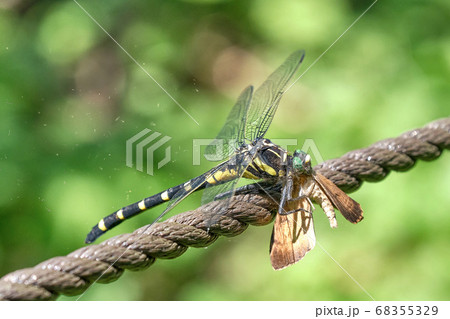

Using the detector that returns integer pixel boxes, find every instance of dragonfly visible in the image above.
[85,50,307,244]
[86,50,364,269]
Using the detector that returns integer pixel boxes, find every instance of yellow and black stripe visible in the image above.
[85,177,204,243]
[85,140,288,243]
[244,140,286,179]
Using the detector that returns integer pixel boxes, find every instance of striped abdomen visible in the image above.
[85,163,243,243]
[85,176,207,243]
[85,142,287,243]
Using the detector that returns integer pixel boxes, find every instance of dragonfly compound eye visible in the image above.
[292,155,305,172]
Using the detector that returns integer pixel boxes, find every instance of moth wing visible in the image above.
[269,198,315,270]
[314,173,363,223]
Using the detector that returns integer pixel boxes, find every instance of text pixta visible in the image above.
[315,306,359,317]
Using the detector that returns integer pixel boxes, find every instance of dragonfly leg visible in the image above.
[278,175,293,214]
[278,207,310,215]
[279,194,314,215]
[214,180,277,200]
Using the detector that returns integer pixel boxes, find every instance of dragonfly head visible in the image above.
[292,150,313,174]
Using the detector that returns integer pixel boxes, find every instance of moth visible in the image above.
[269,150,364,270]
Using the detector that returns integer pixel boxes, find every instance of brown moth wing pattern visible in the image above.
[314,173,363,224]
[270,198,315,270]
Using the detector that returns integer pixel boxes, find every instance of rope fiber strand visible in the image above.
[1,117,449,300]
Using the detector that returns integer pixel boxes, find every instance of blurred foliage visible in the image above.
[0,0,449,301]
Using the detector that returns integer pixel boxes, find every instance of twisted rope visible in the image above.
[1,118,449,300]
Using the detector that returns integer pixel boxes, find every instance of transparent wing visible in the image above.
[245,50,305,141]
[144,160,232,227]
[205,86,253,161]
[214,180,280,201]
[202,149,256,205]
[201,179,240,206]
[201,148,259,224]
[151,148,257,231]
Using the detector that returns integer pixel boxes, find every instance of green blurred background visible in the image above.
[0,0,449,301]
